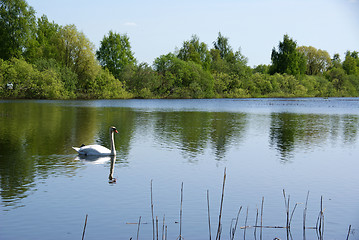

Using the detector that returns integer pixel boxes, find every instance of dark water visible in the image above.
[0,98,358,240]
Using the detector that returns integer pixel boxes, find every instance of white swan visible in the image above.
[72,126,118,156]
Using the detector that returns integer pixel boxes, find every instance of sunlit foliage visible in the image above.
[0,0,358,99]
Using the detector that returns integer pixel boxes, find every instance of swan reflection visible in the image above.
[108,156,116,184]
[75,155,111,164]
[75,155,117,183]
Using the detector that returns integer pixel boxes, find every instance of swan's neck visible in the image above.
[110,130,116,155]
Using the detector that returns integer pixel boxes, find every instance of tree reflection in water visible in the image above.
[0,100,358,209]
[270,112,358,163]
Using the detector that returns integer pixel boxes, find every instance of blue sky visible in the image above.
[27,0,359,67]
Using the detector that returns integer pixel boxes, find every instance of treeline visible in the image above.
[1,0,359,99]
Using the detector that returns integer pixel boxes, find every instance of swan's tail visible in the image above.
[72,147,80,153]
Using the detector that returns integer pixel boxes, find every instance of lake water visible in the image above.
[0,98,358,240]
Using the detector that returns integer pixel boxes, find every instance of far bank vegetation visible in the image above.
[1,0,359,99]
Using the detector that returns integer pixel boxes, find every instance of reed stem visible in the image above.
[260,197,264,240]
[244,206,249,240]
[156,216,159,240]
[162,215,165,240]
[207,189,212,240]
[179,182,184,240]
[82,214,88,240]
[289,203,299,226]
[254,207,259,239]
[216,168,226,240]
[136,216,141,240]
[151,180,155,240]
[231,206,242,240]
[303,191,309,230]
[346,225,351,240]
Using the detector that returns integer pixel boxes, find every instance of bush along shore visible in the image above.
[1,0,359,99]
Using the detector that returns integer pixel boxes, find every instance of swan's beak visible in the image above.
[115,130,119,133]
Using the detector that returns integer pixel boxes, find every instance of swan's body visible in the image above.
[72,145,113,156]
[72,126,118,156]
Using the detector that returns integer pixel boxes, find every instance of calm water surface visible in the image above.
[0,98,358,240]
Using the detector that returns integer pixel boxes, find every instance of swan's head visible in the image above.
[110,126,119,134]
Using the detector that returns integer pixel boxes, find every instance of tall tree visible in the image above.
[343,51,359,76]
[297,46,331,75]
[96,31,136,80]
[153,53,214,98]
[211,32,249,76]
[213,32,232,60]
[0,0,36,60]
[35,15,61,60]
[23,15,62,63]
[122,63,161,97]
[177,35,211,69]
[331,53,341,69]
[58,24,100,90]
[270,34,306,75]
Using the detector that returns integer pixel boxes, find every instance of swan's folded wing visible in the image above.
[73,145,111,156]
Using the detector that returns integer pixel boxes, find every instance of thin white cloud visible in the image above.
[123,22,137,27]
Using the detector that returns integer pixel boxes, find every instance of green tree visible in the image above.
[33,58,77,97]
[25,15,62,62]
[297,46,331,75]
[96,31,136,80]
[177,35,211,69]
[326,67,346,91]
[89,68,132,99]
[270,34,306,75]
[331,53,342,69]
[209,48,230,73]
[343,51,359,76]
[122,63,161,98]
[0,0,36,60]
[0,58,67,99]
[153,53,178,96]
[210,32,249,77]
[250,73,273,96]
[253,64,270,74]
[58,24,100,91]
[153,53,214,98]
[153,52,175,74]
[213,32,232,60]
